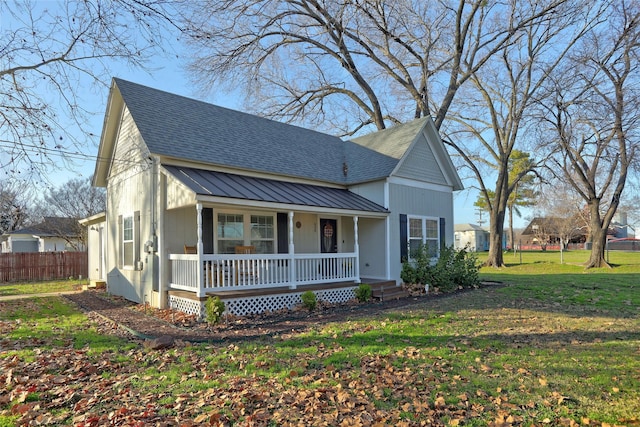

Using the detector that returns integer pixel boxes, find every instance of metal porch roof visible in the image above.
[164,166,389,214]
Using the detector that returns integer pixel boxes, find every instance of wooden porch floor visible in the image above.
[168,278,397,302]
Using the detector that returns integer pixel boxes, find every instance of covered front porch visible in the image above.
[161,166,389,316]
[164,206,373,316]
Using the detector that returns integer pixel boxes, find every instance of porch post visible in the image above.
[196,203,204,297]
[288,211,296,289]
[354,216,361,283]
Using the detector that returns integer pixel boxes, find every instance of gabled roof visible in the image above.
[95,78,462,189]
[351,117,464,190]
[454,223,487,232]
[350,118,428,159]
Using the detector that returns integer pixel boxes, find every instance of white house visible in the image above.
[1,217,84,253]
[454,223,489,252]
[85,78,463,317]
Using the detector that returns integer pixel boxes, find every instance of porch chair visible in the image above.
[184,245,197,254]
[234,245,256,284]
[234,245,255,254]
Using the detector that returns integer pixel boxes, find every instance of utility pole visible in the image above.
[476,208,486,227]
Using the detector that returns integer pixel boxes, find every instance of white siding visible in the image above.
[164,206,198,255]
[388,183,454,282]
[109,107,150,181]
[395,139,447,184]
[358,218,387,279]
[348,180,386,207]
[166,172,196,210]
[106,130,157,303]
[85,220,106,282]
[340,216,355,253]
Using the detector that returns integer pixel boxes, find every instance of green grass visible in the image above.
[477,250,640,316]
[0,279,85,296]
[0,256,638,426]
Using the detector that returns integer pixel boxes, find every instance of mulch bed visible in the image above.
[63,289,439,344]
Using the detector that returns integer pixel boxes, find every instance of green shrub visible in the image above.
[300,290,317,311]
[204,296,225,325]
[400,244,480,293]
[354,283,372,302]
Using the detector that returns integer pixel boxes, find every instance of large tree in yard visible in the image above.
[443,1,600,267]
[539,2,640,268]
[178,0,574,135]
[473,151,538,251]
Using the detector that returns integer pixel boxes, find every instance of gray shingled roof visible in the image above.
[165,166,388,213]
[114,78,400,185]
[5,217,81,237]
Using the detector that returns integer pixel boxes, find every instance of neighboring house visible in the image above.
[454,223,489,251]
[1,217,84,253]
[86,78,463,317]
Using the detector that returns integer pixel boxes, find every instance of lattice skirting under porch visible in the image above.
[168,286,358,319]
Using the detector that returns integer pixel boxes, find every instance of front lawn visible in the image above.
[0,254,638,426]
[0,279,85,297]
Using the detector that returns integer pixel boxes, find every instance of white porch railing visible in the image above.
[169,252,358,296]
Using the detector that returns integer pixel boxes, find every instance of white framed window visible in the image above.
[250,215,274,253]
[216,211,276,254]
[217,213,244,254]
[122,213,134,268]
[408,215,439,260]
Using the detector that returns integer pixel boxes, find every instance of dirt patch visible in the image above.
[64,289,463,343]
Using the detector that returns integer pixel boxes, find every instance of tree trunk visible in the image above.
[484,209,506,267]
[584,202,610,269]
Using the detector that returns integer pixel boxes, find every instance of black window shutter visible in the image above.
[399,214,408,262]
[117,215,123,268]
[277,212,288,254]
[134,211,141,264]
[439,217,446,250]
[202,208,214,254]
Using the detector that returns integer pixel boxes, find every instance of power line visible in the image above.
[0,140,148,167]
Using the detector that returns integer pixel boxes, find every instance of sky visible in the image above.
[3,1,517,229]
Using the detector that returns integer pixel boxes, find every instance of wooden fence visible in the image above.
[0,252,88,283]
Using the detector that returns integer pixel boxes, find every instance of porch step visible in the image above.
[83,280,106,291]
[370,280,410,301]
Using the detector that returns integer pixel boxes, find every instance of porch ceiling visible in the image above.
[164,165,389,215]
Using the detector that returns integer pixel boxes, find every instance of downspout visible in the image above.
[150,156,165,308]
[158,169,167,308]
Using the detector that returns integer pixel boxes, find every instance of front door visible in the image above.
[320,218,337,253]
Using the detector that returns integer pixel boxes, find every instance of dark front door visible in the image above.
[320,218,337,253]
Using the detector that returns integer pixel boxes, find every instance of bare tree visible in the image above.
[34,176,106,249]
[0,0,179,178]
[539,2,640,268]
[178,0,573,135]
[443,1,600,267]
[0,179,33,234]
